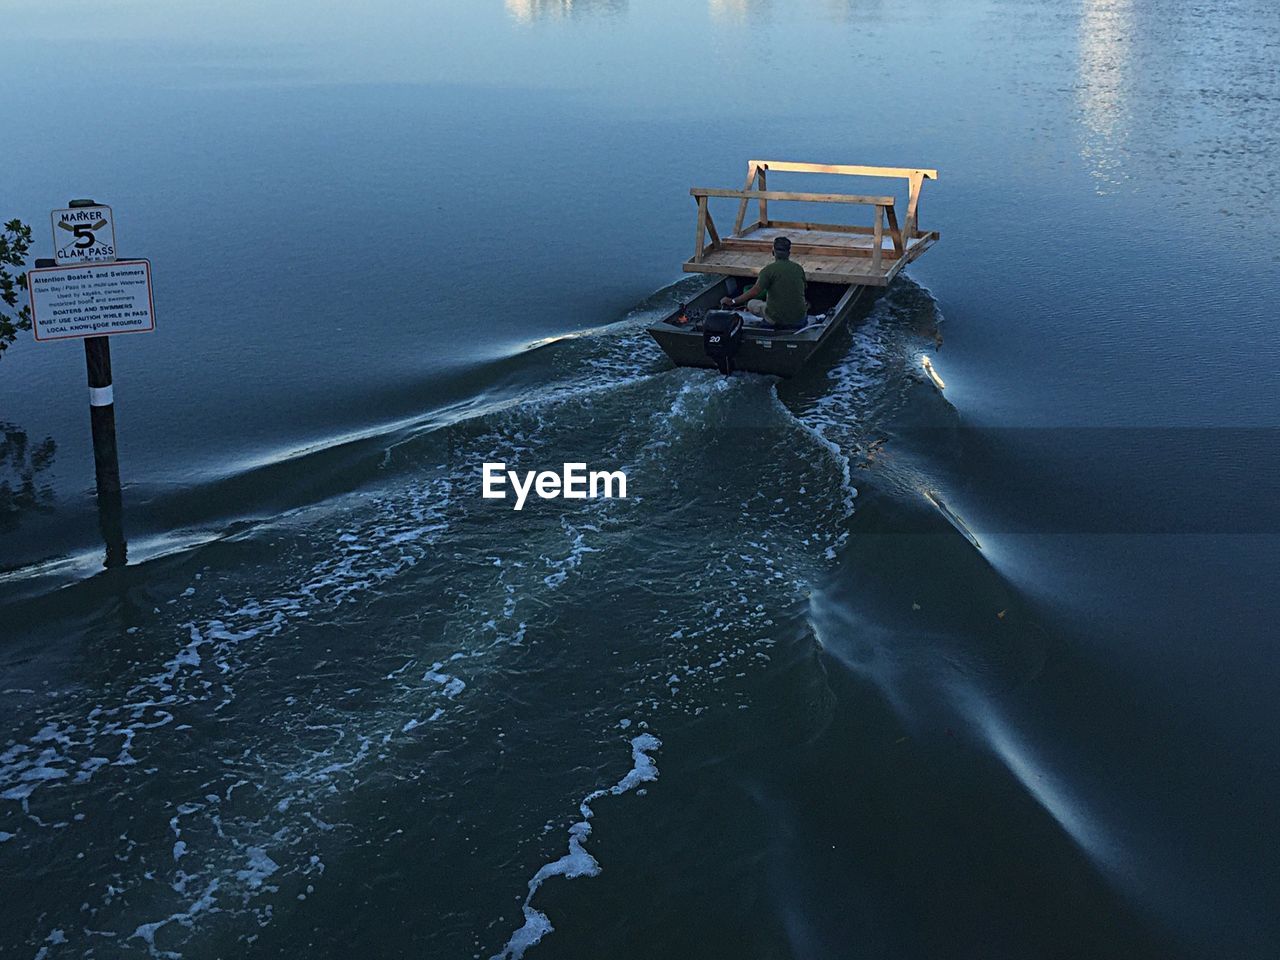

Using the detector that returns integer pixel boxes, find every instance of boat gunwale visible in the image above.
[645,275,872,377]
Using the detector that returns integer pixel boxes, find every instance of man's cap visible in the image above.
[773,236,791,253]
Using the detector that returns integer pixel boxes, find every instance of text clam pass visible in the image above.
[51,204,117,265]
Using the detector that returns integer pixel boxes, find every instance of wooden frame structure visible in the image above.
[685,160,939,286]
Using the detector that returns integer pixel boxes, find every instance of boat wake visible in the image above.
[0,276,952,959]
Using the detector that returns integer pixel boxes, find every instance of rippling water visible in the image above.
[2,2,1278,958]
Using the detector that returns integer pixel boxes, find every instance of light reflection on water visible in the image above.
[707,0,771,22]
[504,0,628,22]
[1077,0,1135,192]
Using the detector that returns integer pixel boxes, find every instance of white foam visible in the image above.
[423,664,466,698]
[235,847,280,890]
[541,520,601,589]
[491,734,662,960]
[384,659,416,679]
[130,877,220,954]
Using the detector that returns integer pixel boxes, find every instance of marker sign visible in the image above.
[27,260,156,341]
[51,205,117,264]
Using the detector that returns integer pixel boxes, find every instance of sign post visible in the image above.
[85,333,126,567]
[28,199,155,569]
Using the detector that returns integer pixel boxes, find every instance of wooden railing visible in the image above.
[689,160,938,274]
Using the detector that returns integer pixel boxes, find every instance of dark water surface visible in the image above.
[3,1,1279,957]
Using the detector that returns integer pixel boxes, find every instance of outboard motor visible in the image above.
[702,309,743,375]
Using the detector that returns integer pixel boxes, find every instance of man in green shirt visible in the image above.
[720,236,808,329]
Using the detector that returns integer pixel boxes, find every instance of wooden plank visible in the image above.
[762,223,937,245]
[732,162,758,236]
[737,225,876,241]
[752,166,762,226]
[683,260,750,276]
[900,233,937,266]
[721,234,878,252]
[719,237,900,261]
[748,225,876,243]
[871,205,884,273]
[705,207,721,247]
[875,237,928,280]
[904,171,924,241]
[766,219,878,237]
[694,194,708,263]
[748,160,938,180]
[683,253,891,287]
[692,188,897,205]
[884,203,905,257]
[884,235,937,280]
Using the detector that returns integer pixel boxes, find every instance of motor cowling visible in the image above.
[702,310,743,375]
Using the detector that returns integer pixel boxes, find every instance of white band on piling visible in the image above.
[89,385,114,407]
